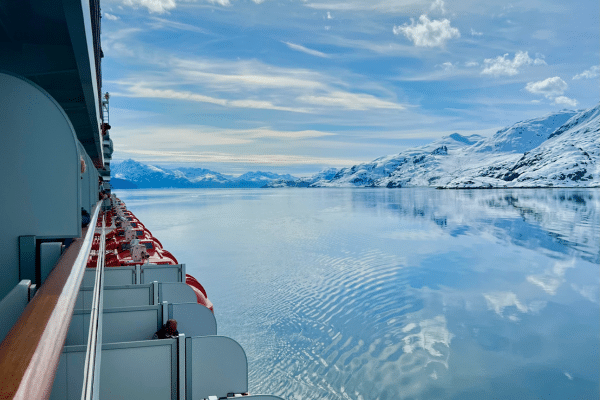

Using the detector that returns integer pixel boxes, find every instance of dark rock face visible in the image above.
[431,146,448,155]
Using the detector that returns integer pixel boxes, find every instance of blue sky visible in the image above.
[102,0,599,176]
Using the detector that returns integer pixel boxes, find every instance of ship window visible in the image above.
[137,231,143,236]
[144,243,154,250]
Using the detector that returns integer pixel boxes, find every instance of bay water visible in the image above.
[115,188,599,400]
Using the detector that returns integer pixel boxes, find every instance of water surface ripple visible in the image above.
[117,188,599,400]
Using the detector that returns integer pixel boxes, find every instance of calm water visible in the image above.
[115,188,599,400]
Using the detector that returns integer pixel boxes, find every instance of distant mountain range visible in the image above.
[110,160,297,189]
[267,103,599,188]
[112,104,599,190]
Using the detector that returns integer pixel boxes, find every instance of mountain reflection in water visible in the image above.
[116,188,599,400]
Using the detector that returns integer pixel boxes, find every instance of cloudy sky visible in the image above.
[102,0,599,176]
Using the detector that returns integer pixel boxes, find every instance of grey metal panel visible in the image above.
[102,306,162,343]
[67,306,162,345]
[78,142,91,213]
[83,267,136,287]
[65,311,87,346]
[140,265,183,284]
[52,341,177,400]
[18,235,36,284]
[169,303,217,337]
[50,347,87,400]
[159,283,197,304]
[0,72,81,300]
[78,285,153,310]
[0,280,30,343]
[75,291,84,309]
[49,352,68,400]
[40,242,63,285]
[66,347,86,400]
[89,166,99,213]
[186,336,248,399]
[99,340,177,400]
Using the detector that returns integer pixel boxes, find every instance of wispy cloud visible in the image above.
[481,51,545,76]
[429,0,446,14]
[148,17,212,34]
[573,65,599,80]
[393,15,460,47]
[470,28,482,36]
[122,0,176,13]
[104,12,119,20]
[114,148,356,166]
[526,259,575,295]
[283,41,330,58]
[117,83,312,113]
[298,91,405,110]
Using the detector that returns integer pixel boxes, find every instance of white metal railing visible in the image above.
[81,215,106,400]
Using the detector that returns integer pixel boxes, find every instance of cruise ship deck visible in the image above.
[0,1,284,399]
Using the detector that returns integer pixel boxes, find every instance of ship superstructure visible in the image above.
[0,1,283,399]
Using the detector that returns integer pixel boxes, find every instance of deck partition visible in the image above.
[168,302,217,337]
[51,339,178,400]
[77,282,197,310]
[185,336,248,399]
[66,305,163,346]
[82,264,186,288]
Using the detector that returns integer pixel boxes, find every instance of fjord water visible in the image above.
[116,188,599,400]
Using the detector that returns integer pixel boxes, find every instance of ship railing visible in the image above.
[0,201,102,399]
[81,215,106,400]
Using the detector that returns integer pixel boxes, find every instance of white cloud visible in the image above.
[481,51,546,76]
[573,65,600,80]
[470,28,482,36]
[298,91,405,110]
[525,76,568,98]
[104,12,119,20]
[118,84,312,113]
[438,61,454,71]
[402,316,453,358]
[149,17,211,34]
[114,148,356,166]
[283,41,330,58]
[393,15,460,47]
[429,0,446,14]
[526,259,575,295]
[465,61,479,67]
[484,292,528,317]
[327,11,333,19]
[207,0,231,5]
[122,0,176,13]
[553,96,578,108]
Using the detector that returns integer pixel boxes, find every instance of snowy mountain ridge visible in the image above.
[267,104,599,189]
[111,159,298,188]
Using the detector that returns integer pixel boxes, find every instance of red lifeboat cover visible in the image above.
[186,274,213,312]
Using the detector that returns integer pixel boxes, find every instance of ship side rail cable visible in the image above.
[82,215,106,400]
[0,202,102,399]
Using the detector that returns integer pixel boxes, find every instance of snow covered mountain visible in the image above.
[111,159,298,188]
[273,104,598,189]
[266,168,339,188]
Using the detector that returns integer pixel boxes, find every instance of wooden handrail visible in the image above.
[0,202,101,400]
